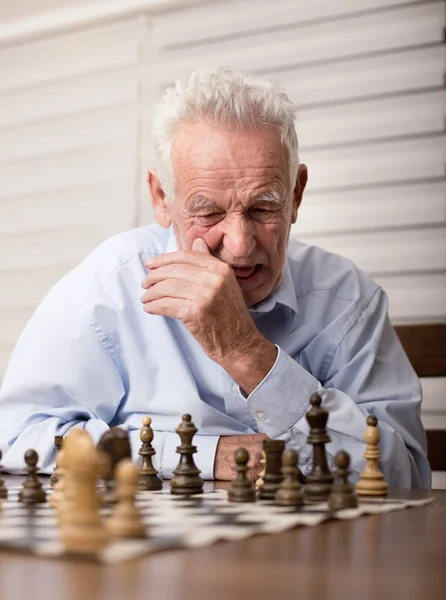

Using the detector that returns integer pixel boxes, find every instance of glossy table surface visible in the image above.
[1,475,445,600]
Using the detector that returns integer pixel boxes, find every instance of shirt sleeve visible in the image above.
[0,305,220,479]
[0,307,123,473]
[244,288,431,489]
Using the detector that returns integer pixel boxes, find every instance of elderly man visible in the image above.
[0,68,430,488]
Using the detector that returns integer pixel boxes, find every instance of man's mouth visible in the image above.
[232,265,259,279]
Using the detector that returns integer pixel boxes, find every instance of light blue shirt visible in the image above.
[0,225,430,488]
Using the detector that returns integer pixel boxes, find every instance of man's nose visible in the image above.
[222,215,256,259]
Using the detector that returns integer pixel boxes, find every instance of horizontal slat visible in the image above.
[431,471,446,489]
[154,0,435,49]
[0,19,141,93]
[420,378,446,412]
[0,181,135,237]
[0,143,136,200]
[395,324,446,377]
[296,227,446,275]
[377,274,446,322]
[422,415,446,429]
[0,66,139,130]
[298,90,446,149]
[157,46,446,108]
[0,225,124,272]
[277,46,446,108]
[155,3,445,87]
[303,136,446,191]
[295,181,446,236]
[0,105,137,165]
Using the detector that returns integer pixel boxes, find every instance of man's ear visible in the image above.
[147,169,172,228]
[291,164,308,224]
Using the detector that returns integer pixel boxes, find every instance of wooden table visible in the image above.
[1,476,445,600]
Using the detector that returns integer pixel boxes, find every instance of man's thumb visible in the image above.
[192,237,211,254]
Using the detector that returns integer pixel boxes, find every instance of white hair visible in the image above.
[151,67,299,199]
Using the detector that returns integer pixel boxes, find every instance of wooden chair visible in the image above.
[394,323,446,472]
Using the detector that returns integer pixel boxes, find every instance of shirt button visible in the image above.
[256,411,266,421]
[232,383,239,394]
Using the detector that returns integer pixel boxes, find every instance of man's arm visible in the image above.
[0,306,220,478]
[0,308,117,473]
[236,289,431,489]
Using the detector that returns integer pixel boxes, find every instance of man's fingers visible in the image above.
[192,237,211,254]
[142,264,218,289]
[142,297,190,320]
[141,279,198,303]
[145,249,216,270]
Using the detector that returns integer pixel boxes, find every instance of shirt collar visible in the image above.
[165,226,179,254]
[164,227,298,317]
[249,259,298,317]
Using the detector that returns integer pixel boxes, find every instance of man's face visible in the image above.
[150,121,307,306]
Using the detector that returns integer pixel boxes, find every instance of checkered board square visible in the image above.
[0,486,432,564]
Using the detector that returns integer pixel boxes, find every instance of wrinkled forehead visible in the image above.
[171,120,289,186]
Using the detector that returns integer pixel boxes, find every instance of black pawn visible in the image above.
[50,435,64,487]
[228,448,256,503]
[139,416,162,491]
[275,449,303,507]
[328,451,358,511]
[0,450,8,499]
[303,393,334,503]
[19,450,47,504]
[97,427,132,504]
[258,439,285,500]
[170,415,204,496]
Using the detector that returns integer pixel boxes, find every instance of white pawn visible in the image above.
[60,429,108,553]
[356,415,388,497]
[107,459,146,539]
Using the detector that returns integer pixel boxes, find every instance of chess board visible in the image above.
[0,486,432,564]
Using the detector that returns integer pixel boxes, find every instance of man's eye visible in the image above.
[251,208,277,219]
[196,213,223,224]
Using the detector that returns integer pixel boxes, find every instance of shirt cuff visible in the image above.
[161,433,220,480]
[246,346,319,438]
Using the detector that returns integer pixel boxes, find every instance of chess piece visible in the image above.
[60,429,108,553]
[303,393,334,503]
[356,415,388,497]
[138,416,162,491]
[57,430,87,523]
[275,449,303,507]
[0,450,8,499]
[258,439,285,500]
[107,459,146,538]
[18,449,47,504]
[50,448,66,509]
[328,451,358,511]
[170,414,204,496]
[97,427,132,504]
[255,450,266,489]
[50,435,64,487]
[228,448,256,503]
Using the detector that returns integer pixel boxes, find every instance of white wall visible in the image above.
[0,0,445,485]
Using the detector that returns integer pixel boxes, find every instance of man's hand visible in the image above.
[213,433,269,481]
[141,239,277,394]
